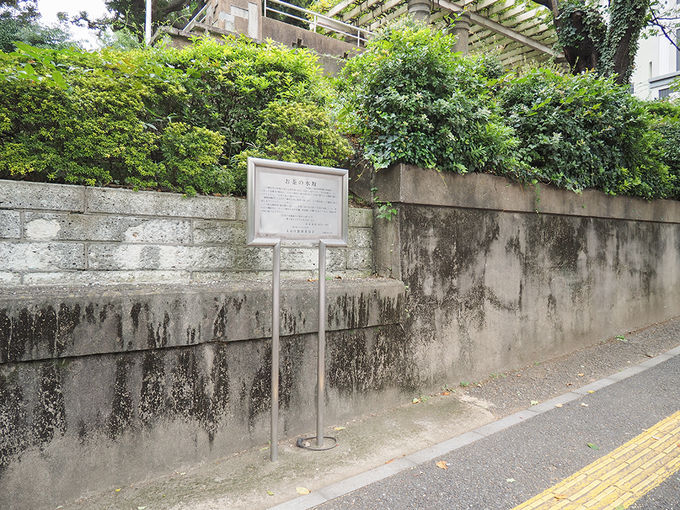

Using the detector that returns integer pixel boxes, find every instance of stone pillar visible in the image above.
[408,0,431,23]
[453,13,471,54]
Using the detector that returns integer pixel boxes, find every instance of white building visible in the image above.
[631,0,680,100]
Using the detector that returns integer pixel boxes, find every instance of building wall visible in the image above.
[631,0,680,100]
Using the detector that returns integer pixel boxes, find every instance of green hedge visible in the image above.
[2,27,678,202]
[338,22,678,201]
[336,20,524,177]
[498,68,671,199]
[0,38,351,195]
[646,100,680,199]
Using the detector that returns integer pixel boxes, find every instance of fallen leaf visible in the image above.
[114,488,121,493]
[436,460,448,470]
[587,443,600,450]
[516,374,522,377]
[587,390,595,394]
[412,398,420,404]
[554,494,568,500]
[385,458,394,464]
[581,403,589,407]
[652,436,660,441]
[566,382,573,386]
[296,487,311,495]
[577,373,585,377]
[333,426,346,431]
[530,400,539,406]
[137,507,147,510]
[441,391,450,396]
[307,278,317,282]
[267,490,274,496]
[506,478,516,483]
[555,403,563,408]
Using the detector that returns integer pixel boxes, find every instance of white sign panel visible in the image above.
[247,158,348,246]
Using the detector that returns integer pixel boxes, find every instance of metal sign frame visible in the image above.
[246,157,348,461]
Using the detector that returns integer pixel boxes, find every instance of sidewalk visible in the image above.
[67,317,680,510]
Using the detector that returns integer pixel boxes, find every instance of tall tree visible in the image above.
[0,0,73,52]
[533,0,677,84]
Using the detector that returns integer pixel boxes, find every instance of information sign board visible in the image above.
[247,158,348,246]
[245,157,349,461]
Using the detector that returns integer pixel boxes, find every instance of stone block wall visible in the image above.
[0,179,374,286]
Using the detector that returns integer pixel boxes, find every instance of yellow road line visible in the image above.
[513,410,680,510]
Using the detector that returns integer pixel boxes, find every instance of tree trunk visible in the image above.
[533,0,650,84]
[601,0,650,84]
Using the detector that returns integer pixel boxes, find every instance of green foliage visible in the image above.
[0,0,74,52]
[159,122,228,195]
[0,36,350,195]
[337,20,523,177]
[555,0,607,53]
[256,101,352,168]
[646,100,680,199]
[498,68,672,199]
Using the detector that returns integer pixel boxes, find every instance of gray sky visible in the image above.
[37,0,110,48]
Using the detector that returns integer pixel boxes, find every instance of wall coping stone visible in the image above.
[0,278,404,363]
[374,164,680,224]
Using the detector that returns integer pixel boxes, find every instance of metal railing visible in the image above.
[183,3,210,32]
[264,0,373,46]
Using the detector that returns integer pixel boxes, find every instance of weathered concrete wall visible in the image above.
[369,164,680,386]
[4,167,680,508]
[0,279,408,508]
[0,179,374,286]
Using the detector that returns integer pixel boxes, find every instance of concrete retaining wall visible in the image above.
[0,179,374,286]
[369,164,680,385]
[0,279,408,508]
[3,167,680,508]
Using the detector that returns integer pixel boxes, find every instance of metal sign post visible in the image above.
[271,241,280,461]
[316,240,326,448]
[247,158,348,462]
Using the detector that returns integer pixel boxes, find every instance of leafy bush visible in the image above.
[336,20,523,176]
[0,37,350,195]
[159,122,229,195]
[498,68,672,199]
[646,100,680,199]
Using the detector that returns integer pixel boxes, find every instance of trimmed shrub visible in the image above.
[0,37,351,195]
[336,20,524,177]
[498,68,672,199]
[646,100,680,199]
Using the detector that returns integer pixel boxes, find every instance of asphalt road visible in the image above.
[315,353,680,509]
